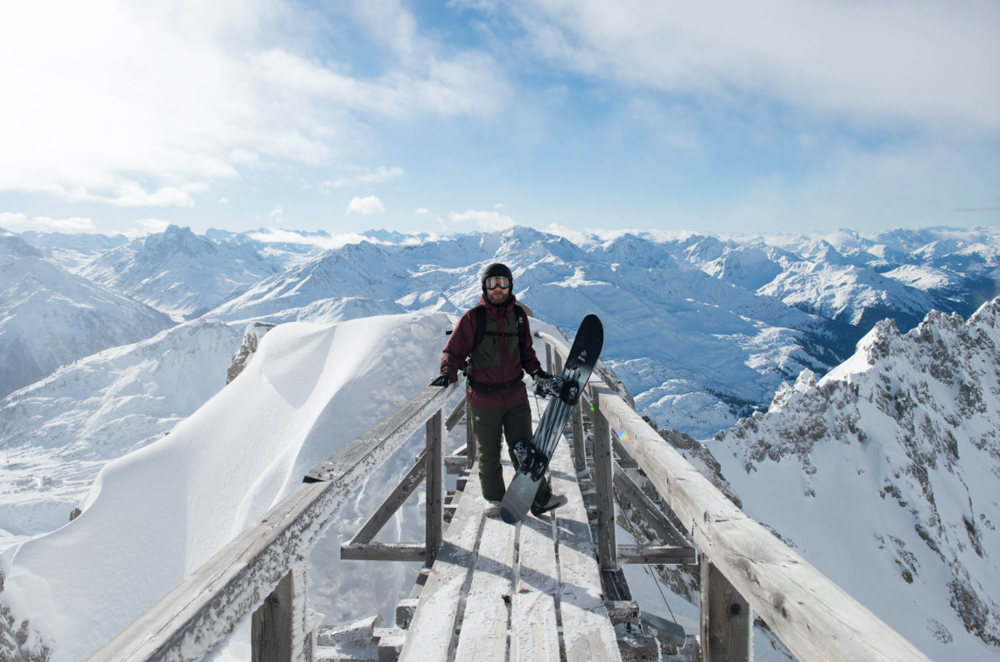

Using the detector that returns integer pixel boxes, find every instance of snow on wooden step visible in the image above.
[511,502,560,661]
[549,441,622,662]
[452,510,517,661]
[398,460,488,661]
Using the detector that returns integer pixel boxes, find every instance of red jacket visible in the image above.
[440,295,542,409]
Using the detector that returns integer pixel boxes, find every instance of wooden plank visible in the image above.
[512,512,560,662]
[88,385,455,662]
[426,410,444,566]
[612,462,689,549]
[348,450,426,546]
[399,462,488,661]
[453,511,516,661]
[591,401,617,571]
[251,570,293,662]
[617,545,696,565]
[340,543,425,562]
[445,396,467,431]
[570,401,586,473]
[549,442,622,662]
[701,559,751,662]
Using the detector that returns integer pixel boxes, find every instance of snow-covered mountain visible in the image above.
[0,234,173,399]
[712,298,1000,659]
[79,225,278,320]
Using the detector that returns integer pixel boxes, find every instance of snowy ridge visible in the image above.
[714,297,1000,659]
[80,225,277,319]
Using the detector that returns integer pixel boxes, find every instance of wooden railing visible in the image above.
[86,382,461,662]
[536,330,931,662]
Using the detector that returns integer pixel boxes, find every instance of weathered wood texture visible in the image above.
[617,545,696,565]
[340,542,425,562]
[701,559,751,662]
[426,409,444,566]
[591,399,617,571]
[466,398,477,468]
[452,505,517,661]
[88,384,457,662]
[445,396,467,431]
[549,442,622,662]
[399,460,487,661]
[537,331,931,662]
[252,570,294,662]
[612,463,690,550]
[347,450,426,546]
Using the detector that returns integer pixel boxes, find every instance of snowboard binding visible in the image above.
[534,375,564,399]
[512,441,550,481]
[559,379,580,405]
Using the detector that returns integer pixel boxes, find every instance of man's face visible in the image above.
[485,276,511,305]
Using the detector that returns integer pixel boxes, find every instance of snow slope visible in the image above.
[0,311,455,662]
[0,234,173,399]
[0,319,245,541]
[712,298,1000,660]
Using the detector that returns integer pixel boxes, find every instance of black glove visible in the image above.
[533,369,552,381]
[429,374,451,387]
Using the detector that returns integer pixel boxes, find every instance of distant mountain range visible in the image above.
[1,223,998,660]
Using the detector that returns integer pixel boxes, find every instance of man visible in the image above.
[430,263,568,517]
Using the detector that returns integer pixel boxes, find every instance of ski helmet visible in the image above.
[481,262,514,296]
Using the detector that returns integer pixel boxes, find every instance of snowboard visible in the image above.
[499,314,604,524]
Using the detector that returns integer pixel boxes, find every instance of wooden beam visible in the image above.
[617,545,696,565]
[87,384,456,662]
[445,396,467,432]
[701,559,751,662]
[349,450,426,546]
[612,462,689,549]
[340,543,426,562]
[591,397,617,571]
[251,570,293,662]
[426,409,444,566]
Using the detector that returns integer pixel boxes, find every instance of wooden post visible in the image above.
[546,343,553,373]
[252,570,294,662]
[465,398,476,468]
[554,351,563,375]
[592,397,617,570]
[571,401,586,473]
[701,558,752,662]
[426,409,444,566]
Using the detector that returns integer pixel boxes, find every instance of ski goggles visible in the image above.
[484,275,511,290]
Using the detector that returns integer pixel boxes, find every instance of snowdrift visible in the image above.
[0,311,455,662]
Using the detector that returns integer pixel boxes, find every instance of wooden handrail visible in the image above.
[87,383,458,662]
[536,331,931,662]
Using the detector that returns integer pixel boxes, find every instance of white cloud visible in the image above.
[217,197,229,204]
[124,218,172,238]
[494,203,505,209]
[247,228,374,251]
[494,0,1000,134]
[450,209,516,231]
[270,206,283,217]
[323,166,405,190]
[0,0,508,206]
[0,212,97,233]
[347,196,386,215]
[414,208,430,215]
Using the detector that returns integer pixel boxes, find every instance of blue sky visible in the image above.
[0,0,998,238]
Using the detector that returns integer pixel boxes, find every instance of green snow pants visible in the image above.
[470,400,553,506]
